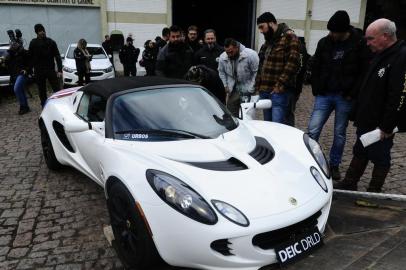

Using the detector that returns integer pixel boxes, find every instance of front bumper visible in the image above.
[142,191,332,270]
[63,70,115,85]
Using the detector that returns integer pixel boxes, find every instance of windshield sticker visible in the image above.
[122,133,149,140]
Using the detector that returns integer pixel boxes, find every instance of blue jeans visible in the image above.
[308,94,352,166]
[14,75,28,108]
[260,91,292,123]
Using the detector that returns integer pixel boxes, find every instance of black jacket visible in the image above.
[119,44,140,67]
[28,37,62,72]
[5,47,30,83]
[354,40,406,133]
[186,39,202,54]
[194,43,224,71]
[198,65,226,103]
[74,47,91,74]
[155,42,194,79]
[102,40,113,55]
[141,47,158,75]
[311,27,369,97]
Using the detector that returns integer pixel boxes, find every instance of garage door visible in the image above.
[0,5,101,54]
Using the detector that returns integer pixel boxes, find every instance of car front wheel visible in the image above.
[40,123,63,170]
[107,182,160,269]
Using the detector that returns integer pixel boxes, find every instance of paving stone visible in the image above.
[1,208,25,218]
[32,240,60,252]
[12,232,32,247]
[7,247,29,258]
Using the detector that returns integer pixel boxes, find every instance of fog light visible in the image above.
[311,166,328,192]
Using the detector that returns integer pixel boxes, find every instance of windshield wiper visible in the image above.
[115,128,210,139]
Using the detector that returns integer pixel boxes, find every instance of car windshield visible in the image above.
[112,87,238,141]
[67,46,107,59]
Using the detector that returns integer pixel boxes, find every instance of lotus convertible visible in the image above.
[38,77,333,270]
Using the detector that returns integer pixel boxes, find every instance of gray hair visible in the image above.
[379,20,397,38]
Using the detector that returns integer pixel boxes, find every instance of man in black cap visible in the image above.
[255,12,300,124]
[29,23,62,107]
[308,10,369,180]
[119,36,140,76]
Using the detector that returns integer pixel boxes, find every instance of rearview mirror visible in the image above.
[64,117,90,133]
[60,53,65,59]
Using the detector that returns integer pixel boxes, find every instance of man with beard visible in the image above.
[155,25,194,79]
[29,24,62,107]
[308,10,368,180]
[194,29,224,71]
[255,12,300,124]
[218,38,259,116]
[186,25,202,53]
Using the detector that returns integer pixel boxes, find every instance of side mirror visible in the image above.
[108,54,112,58]
[64,117,90,133]
[60,53,65,59]
[254,99,272,110]
[239,99,272,120]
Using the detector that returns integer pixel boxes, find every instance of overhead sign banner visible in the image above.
[0,0,100,7]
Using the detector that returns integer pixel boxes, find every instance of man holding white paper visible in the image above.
[335,19,406,192]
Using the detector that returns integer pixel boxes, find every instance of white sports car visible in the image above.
[39,77,332,270]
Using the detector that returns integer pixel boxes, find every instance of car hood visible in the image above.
[109,121,330,219]
[63,58,112,70]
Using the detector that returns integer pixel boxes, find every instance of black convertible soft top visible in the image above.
[79,76,196,99]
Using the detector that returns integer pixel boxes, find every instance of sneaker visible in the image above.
[331,166,341,181]
[18,106,30,115]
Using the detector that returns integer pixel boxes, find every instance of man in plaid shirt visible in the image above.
[255,12,300,123]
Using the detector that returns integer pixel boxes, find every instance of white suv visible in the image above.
[62,43,115,86]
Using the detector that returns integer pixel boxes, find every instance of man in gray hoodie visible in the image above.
[218,38,259,116]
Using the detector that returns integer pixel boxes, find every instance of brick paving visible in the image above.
[0,84,405,269]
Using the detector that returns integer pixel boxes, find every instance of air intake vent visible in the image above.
[187,157,247,171]
[52,121,74,153]
[249,137,275,165]
[210,239,234,256]
[252,211,321,250]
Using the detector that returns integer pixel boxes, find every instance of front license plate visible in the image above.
[274,227,323,266]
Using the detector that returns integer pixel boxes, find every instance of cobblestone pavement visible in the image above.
[0,85,405,270]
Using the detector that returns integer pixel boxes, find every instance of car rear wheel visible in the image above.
[107,182,160,269]
[40,123,63,170]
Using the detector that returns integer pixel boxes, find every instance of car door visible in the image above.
[70,92,107,184]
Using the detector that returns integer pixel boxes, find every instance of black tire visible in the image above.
[40,123,63,170]
[107,182,160,269]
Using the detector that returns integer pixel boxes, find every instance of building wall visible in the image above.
[106,0,170,49]
[0,2,102,54]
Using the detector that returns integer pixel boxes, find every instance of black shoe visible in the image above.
[18,106,30,115]
[331,166,341,181]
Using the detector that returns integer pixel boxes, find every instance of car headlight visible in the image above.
[62,66,75,73]
[146,170,218,225]
[104,66,113,73]
[303,134,330,178]
[212,200,249,227]
[310,167,328,192]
